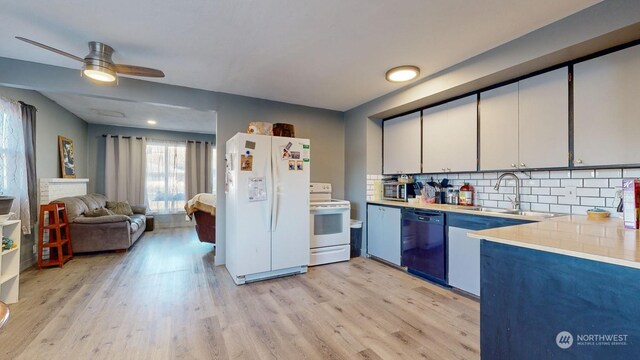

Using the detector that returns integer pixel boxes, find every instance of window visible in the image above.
[146,140,186,213]
[0,97,30,231]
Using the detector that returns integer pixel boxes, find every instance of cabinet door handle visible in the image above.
[575,159,583,164]
[441,168,445,172]
[446,168,451,172]
[520,163,526,168]
[511,163,517,168]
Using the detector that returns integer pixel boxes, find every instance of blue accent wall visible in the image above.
[481,241,640,359]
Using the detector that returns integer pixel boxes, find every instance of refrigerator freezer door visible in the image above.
[226,133,273,277]
[271,137,311,270]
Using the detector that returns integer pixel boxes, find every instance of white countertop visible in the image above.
[468,215,640,270]
[369,199,640,269]
[367,199,549,221]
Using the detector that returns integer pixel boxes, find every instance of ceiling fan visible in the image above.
[15,36,165,83]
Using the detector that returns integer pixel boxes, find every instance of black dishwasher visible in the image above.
[401,209,446,285]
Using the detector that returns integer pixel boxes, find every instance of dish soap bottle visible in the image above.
[459,182,474,206]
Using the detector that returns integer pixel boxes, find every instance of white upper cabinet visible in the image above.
[422,103,449,173]
[480,83,519,171]
[383,111,421,174]
[518,68,569,169]
[574,45,640,167]
[480,67,569,171]
[423,95,477,173]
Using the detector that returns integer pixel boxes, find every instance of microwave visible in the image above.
[383,182,419,202]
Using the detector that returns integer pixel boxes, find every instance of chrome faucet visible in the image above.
[494,172,521,210]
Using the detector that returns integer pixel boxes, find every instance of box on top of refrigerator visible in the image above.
[622,179,640,229]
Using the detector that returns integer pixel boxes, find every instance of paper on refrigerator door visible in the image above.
[302,144,310,162]
[248,177,267,202]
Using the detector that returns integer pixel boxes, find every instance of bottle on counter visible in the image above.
[459,182,474,206]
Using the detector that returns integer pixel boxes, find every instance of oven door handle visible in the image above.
[310,207,349,213]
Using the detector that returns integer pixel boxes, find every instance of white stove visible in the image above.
[309,183,351,266]
[310,199,351,207]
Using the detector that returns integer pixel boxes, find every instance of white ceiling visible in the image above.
[0,0,600,111]
[41,92,217,134]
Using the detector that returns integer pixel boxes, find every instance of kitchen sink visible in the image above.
[467,207,513,214]
[505,210,562,218]
[466,207,562,218]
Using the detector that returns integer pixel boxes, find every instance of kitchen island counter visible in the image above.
[468,215,640,269]
[469,215,640,359]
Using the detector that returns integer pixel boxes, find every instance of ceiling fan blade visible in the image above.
[15,36,84,62]
[115,64,165,78]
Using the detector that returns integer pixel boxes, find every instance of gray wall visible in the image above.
[0,86,88,270]
[216,92,345,196]
[86,123,216,194]
[0,86,88,179]
[215,92,345,263]
[0,65,345,267]
[344,0,640,251]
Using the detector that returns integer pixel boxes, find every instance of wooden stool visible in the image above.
[38,203,73,268]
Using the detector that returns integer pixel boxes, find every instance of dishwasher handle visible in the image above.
[402,209,444,224]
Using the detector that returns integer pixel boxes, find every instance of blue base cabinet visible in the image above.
[481,241,640,359]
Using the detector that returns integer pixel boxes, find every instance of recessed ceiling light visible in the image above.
[147,120,157,125]
[386,65,420,82]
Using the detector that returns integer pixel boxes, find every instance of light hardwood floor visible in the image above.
[0,228,479,360]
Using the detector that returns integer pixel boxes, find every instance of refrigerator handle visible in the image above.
[271,147,279,232]
[266,148,273,232]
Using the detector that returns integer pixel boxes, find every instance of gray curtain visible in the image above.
[104,135,147,205]
[185,141,213,199]
[19,101,37,230]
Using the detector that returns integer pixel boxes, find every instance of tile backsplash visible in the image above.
[366,175,384,201]
[367,169,637,217]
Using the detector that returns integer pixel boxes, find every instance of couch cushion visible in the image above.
[51,197,88,221]
[78,195,101,211]
[84,208,116,217]
[129,221,140,234]
[107,201,134,216]
[88,193,108,208]
[129,214,146,234]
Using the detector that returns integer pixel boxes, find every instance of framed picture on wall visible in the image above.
[58,135,76,178]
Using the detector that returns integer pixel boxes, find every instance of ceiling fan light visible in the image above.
[386,65,420,82]
[82,64,116,82]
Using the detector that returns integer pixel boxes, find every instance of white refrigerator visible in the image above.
[225,132,310,285]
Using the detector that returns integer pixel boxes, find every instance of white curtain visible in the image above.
[0,96,31,234]
[104,135,147,205]
[185,141,213,199]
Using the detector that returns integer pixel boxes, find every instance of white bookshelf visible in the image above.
[0,220,21,304]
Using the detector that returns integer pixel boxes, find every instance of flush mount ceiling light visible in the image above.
[83,64,117,83]
[385,65,420,83]
[147,120,157,125]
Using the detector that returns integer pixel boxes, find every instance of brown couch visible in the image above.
[51,193,147,253]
